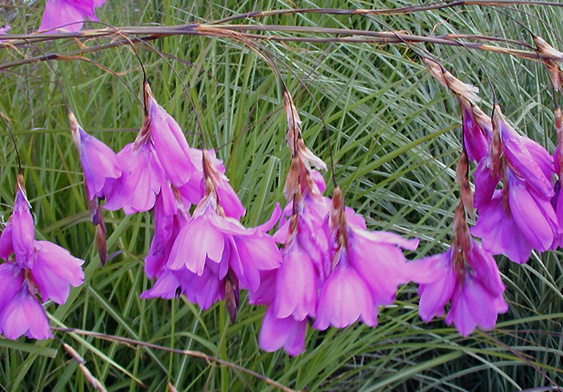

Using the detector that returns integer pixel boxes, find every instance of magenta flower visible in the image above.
[0,25,10,35]
[178,148,245,219]
[104,83,205,215]
[259,307,307,357]
[69,112,122,201]
[144,195,188,280]
[313,203,418,330]
[142,151,280,321]
[39,0,106,32]
[1,278,52,340]
[0,175,84,340]
[472,106,557,263]
[460,101,490,163]
[166,195,281,291]
[144,84,199,189]
[8,179,35,268]
[414,240,507,336]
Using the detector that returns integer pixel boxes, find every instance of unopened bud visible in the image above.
[225,273,239,324]
[95,223,107,265]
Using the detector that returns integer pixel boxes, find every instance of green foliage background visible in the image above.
[0,1,562,391]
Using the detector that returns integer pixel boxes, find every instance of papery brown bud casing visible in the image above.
[491,105,505,179]
[455,151,474,217]
[422,58,481,103]
[534,36,563,92]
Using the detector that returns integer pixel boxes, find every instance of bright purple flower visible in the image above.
[314,209,418,330]
[177,148,245,219]
[259,307,307,357]
[30,241,84,304]
[0,263,25,317]
[274,240,317,320]
[473,173,557,263]
[0,175,85,340]
[105,83,206,215]
[0,25,10,35]
[460,100,490,163]
[314,258,377,329]
[472,105,557,263]
[144,195,188,280]
[166,195,281,292]
[69,112,122,201]
[414,240,507,336]
[0,177,35,268]
[39,0,106,32]
[144,84,199,188]
[1,283,52,340]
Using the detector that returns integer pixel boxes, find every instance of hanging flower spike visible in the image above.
[0,175,84,340]
[251,164,329,356]
[39,0,106,33]
[313,187,418,330]
[472,105,557,263]
[163,151,281,322]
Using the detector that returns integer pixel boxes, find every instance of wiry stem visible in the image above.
[52,327,301,392]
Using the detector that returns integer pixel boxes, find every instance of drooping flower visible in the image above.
[472,105,557,263]
[313,188,418,330]
[459,99,490,163]
[1,277,53,340]
[142,151,280,322]
[415,239,507,336]
[69,112,122,201]
[0,175,84,340]
[39,0,106,32]
[413,197,508,336]
[259,307,307,357]
[104,83,208,216]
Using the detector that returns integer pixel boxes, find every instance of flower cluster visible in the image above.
[0,175,84,340]
[413,201,508,336]
[471,105,557,263]
[70,82,281,322]
[249,92,419,355]
[424,57,559,264]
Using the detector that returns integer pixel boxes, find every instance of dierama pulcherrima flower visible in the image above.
[413,203,507,336]
[69,112,122,201]
[143,151,280,322]
[39,0,106,32]
[314,188,418,330]
[0,175,84,339]
[104,83,202,215]
[472,105,557,263]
